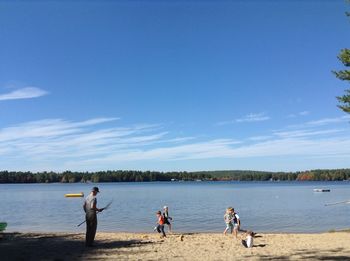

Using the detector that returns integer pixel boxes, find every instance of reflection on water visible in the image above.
[0,181,349,233]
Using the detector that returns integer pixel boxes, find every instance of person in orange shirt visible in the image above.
[155,210,166,238]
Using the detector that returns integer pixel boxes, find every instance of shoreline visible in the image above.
[5,227,350,234]
[1,231,350,260]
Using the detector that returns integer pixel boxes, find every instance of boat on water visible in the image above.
[313,189,330,192]
[64,192,84,197]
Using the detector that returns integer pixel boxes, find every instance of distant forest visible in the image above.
[0,169,350,183]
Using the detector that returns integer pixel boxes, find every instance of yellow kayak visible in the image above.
[65,192,84,197]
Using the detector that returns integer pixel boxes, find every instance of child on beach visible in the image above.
[232,208,240,239]
[163,206,173,233]
[155,211,166,238]
[223,207,234,235]
[241,230,254,248]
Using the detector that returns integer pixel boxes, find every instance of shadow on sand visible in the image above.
[256,247,350,261]
[0,232,155,261]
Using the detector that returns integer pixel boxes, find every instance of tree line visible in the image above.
[0,169,349,183]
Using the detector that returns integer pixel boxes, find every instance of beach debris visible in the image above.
[179,234,184,241]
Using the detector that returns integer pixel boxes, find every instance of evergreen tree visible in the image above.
[334,6,350,113]
[334,48,350,113]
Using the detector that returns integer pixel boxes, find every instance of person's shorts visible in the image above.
[164,219,171,225]
[233,223,239,230]
[226,223,233,231]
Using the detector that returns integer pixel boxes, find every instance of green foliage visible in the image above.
[337,89,350,113]
[334,42,350,112]
[338,48,350,67]
[0,169,349,183]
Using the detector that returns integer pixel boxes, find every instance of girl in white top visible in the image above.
[246,231,254,248]
[242,230,254,248]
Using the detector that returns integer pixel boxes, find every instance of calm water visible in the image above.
[0,182,349,233]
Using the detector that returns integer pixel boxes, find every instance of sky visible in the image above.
[1,0,350,172]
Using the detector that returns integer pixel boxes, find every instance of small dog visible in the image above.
[241,230,254,248]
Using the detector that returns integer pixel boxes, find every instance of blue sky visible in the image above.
[1,0,350,172]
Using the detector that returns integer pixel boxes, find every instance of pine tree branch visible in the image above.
[333,70,350,81]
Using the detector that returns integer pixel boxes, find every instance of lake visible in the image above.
[0,181,349,233]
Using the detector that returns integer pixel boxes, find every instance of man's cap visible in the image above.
[92,187,100,193]
[163,206,168,209]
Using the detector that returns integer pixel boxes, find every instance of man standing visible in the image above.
[83,187,103,247]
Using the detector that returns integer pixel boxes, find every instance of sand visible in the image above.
[1,231,350,260]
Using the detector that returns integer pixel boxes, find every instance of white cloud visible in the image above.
[232,137,350,158]
[66,133,350,170]
[0,87,48,101]
[216,120,235,126]
[236,113,270,123]
[248,135,273,141]
[217,112,270,125]
[299,111,309,116]
[273,129,344,139]
[285,115,350,130]
[0,117,118,142]
[307,115,350,126]
[288,111,310,118]
[1,116,350,171]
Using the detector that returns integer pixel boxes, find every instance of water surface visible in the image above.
[0,181,349,233]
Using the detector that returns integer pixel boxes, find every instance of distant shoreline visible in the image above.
[1,168,350,183]
[1,180,350,185]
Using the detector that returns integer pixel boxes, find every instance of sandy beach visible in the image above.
[1,231,350,260]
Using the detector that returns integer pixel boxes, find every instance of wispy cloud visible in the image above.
[0,118,194,169]
[0,87,48,101]
[216,120,235,126]
[285,115,350,130]
[217,112,270,125]
[236,113,270,123]
[1,115,350,171]
[307,115,350,126]
[0,117,119,142]
[288,111,310,118]
[299,111,309,116]
[248,135,273,141]
[273,129,344,139]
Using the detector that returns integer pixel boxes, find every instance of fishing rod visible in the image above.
[325,200,350,206]
[77,200,113,227]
